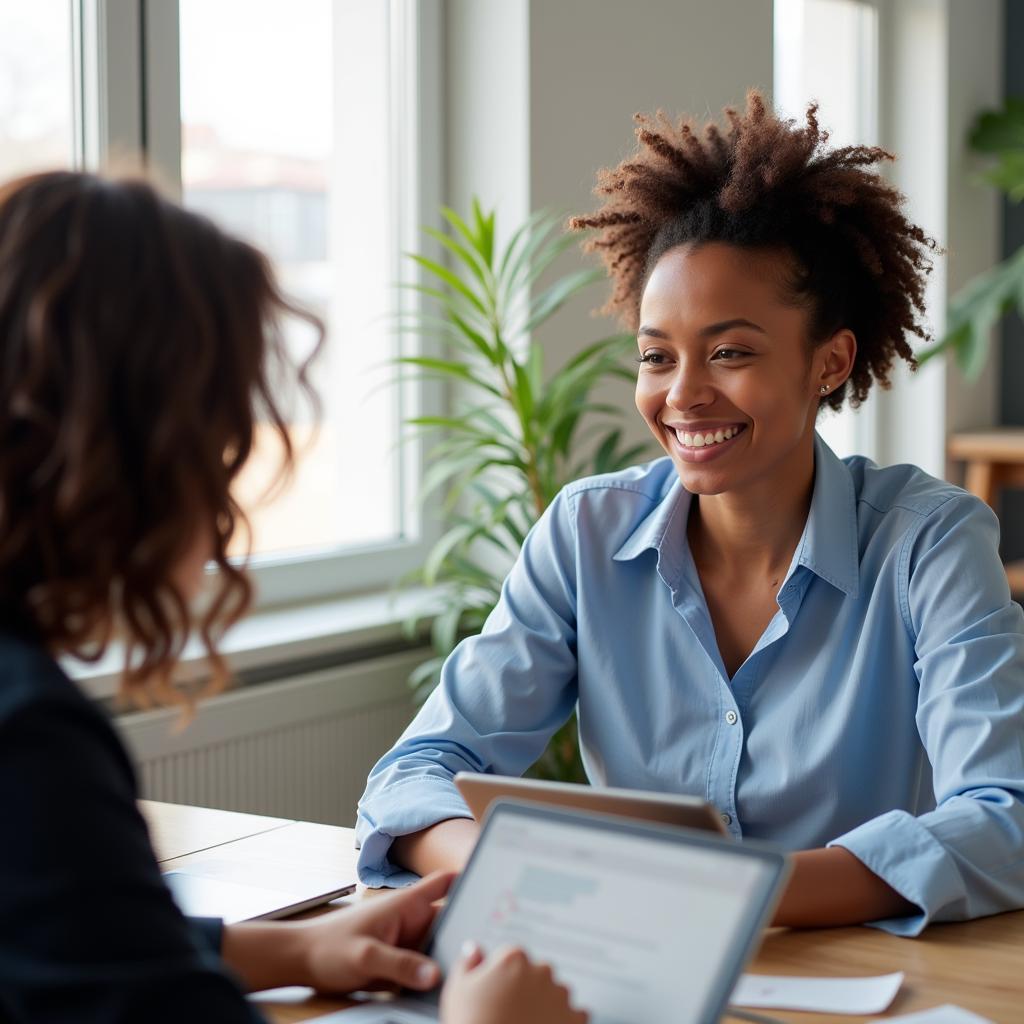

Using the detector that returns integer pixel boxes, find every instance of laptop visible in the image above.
[455,772,729,835]
[163,864,354,924]
[315,800,789,1024]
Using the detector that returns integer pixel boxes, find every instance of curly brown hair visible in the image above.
[569,90,938,410]
[0,171,322,704]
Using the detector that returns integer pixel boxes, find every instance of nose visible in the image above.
[665,362,714,411]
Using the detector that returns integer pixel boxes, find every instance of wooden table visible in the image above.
[142,801,1024,1024]
[948,427,1024,595]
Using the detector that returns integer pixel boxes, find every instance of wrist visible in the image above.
[391,818,478,877]
[221,920,314,992]
[773,847,916,928]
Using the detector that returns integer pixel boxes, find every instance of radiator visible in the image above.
[115,649,423,827]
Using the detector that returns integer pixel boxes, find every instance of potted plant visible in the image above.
[396,200,651,782]
[919,97,1024,373]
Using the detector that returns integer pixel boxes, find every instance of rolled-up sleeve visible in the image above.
[355,489,581,886]
[829,494,1024,936]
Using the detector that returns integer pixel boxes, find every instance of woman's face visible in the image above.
[635,242,842,499]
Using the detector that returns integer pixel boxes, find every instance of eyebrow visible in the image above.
[637,318,767,340]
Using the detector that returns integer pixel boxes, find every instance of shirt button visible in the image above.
[725,709,738,725]
[720,812,733,826]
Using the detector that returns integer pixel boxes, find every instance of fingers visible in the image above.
[456,940,485,973]
[359,939,441,991]
[402,870,456,905]
[444,937,483,987]
[386,871,457,946]
[488,944,531,971]
[482,946,589,1021]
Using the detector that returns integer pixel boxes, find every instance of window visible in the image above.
[0,1,77,179]
[171,0,441,604]
[774,0,880,462]
[179,0,401,561]
[1,0,443,606]
[169,0,440,603]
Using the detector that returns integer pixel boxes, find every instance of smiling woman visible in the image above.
[630,242,860,684]
[634,245,854,488]
[355,92,1024,940]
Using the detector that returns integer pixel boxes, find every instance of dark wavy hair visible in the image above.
[0,171,322,703]
[569,91,938,410]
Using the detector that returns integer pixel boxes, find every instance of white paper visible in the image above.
[248,986,315,1004]
[731,971,904,1014]
[885,1006,994,1024]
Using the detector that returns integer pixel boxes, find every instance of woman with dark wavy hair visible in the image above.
[0,171,585,1024]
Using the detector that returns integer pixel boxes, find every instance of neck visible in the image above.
[688,434,816,580]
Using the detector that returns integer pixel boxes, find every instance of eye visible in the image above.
[636,351,670,366]
[712,348,750,361]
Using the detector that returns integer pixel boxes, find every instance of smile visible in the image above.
[673,425,742,449]
[664,423,747,462]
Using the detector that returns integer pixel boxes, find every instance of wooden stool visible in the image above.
[947,428,1024,596]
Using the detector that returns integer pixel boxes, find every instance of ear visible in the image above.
[814,329,856,398]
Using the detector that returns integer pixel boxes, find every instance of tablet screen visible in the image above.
[428,809,779,1024]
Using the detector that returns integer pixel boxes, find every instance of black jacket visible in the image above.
[0,631,264,1022]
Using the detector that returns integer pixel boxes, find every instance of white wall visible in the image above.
[872,0,1003,477]
[442,0,1003,471]
[941,0,1003,437]
[529,0,774,448]
[445,0,774,448]
[444,0,530,245]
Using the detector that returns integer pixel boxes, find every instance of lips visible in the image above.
[664,422,747,462]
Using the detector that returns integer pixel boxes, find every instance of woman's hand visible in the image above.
[439,942,588,1024]
[222,871,454,994]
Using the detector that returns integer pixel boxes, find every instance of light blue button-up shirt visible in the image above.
[356,436,1024,935]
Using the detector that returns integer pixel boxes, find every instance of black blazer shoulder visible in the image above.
[0,630,263,1023]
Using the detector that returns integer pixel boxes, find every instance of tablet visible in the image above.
[454,772,729,835]
[329,801,789,1024]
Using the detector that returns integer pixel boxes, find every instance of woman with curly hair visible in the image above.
[0,171,585,1024]
[357,92,1024,935]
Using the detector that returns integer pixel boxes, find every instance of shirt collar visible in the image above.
[611,434,860,598]
[611,475,692,566]
[795,433,860,597]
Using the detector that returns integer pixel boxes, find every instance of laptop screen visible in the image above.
[428,803,785,1024]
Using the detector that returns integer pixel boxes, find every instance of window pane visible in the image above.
[0,0,76,179]
[180,0,401,560]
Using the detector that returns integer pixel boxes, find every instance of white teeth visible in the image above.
[673,426,741,449]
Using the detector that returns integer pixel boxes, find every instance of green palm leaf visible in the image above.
[394,199,656,775]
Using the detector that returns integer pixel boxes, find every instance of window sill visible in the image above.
[69,586,443,702]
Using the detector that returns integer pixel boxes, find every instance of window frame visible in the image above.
[78,0,446,607]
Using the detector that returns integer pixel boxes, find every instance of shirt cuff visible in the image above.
[355,777,474,888]
[188,916,225,953]
[827,808,964,937]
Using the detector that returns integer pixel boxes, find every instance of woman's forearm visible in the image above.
[773,846,917,928]
[221,920,309,992]
[390,818,480,878]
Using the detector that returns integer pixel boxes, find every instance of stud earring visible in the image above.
[820,385,829,394]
